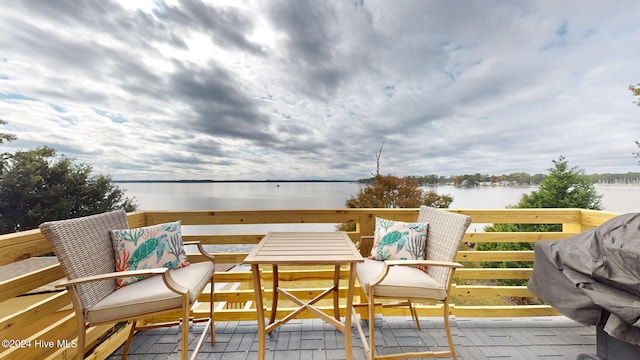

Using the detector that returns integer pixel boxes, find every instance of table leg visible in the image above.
[251,264,266,360]
[344,263,357,360]
[270,264,279,325]
[333,265,340,321]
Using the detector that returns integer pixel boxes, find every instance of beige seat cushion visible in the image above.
[356,258,447,300]
[87,262,213,324]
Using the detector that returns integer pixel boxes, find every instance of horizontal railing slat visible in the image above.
[0,264,65,303]
[463,232,576,243]
[456,250,534,262]
[0,230,52,266]
[0,291,70,340]
[455,268,532,279]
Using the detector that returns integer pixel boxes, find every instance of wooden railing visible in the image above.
[0,208,620,359]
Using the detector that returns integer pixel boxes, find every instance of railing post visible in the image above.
[562,209,589,233]
[562,222,585,233]
[355,210,374,321]
[360,210,375,237]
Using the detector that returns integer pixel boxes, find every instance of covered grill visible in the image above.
[528,212,640,360]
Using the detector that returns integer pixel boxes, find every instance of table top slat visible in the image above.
[244,231,363,265]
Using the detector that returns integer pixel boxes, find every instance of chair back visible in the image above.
[40,210,129,311]
[417,206,471,285]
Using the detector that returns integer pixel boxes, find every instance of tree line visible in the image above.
[358,171,640,187]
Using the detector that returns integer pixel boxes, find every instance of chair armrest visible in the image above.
[57,267,191,295]
[357,236,374,257]
[184,240,216,263]
[384,260,463,269]
[55,268,168,288]
[371,260,463,287]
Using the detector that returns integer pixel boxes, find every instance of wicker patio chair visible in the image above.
[354,205,471,360]
[40,210,215,360]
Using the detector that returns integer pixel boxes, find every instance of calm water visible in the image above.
[119,182,639,213]
[120,182,364,234]
[119,182,361,210]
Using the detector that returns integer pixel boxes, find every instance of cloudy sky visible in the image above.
[1,1,640,181]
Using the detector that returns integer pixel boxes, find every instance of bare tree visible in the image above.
[630,84,640,162]
[375,140,384,176]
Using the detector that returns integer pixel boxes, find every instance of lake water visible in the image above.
[119,182,640,213]
[118,182,640,235]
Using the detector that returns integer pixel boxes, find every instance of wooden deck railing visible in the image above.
[0,208,620,359]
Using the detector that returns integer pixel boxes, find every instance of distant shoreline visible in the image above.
[113,179,356,183]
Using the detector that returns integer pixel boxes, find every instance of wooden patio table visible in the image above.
[244,231,364,360]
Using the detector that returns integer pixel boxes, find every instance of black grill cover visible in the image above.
[528,212,640,345]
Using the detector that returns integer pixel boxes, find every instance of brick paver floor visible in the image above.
[108,316,598,360]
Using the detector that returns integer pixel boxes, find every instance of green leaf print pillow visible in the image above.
[110,221,190,288]
[370,217,428,262]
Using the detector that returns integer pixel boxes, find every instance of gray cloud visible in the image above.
[169,60,274,142]
[1,0,640,180]
[158,0,265,55]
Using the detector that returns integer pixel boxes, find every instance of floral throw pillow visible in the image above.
[110,221,190,288]
[370,217,428,264]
